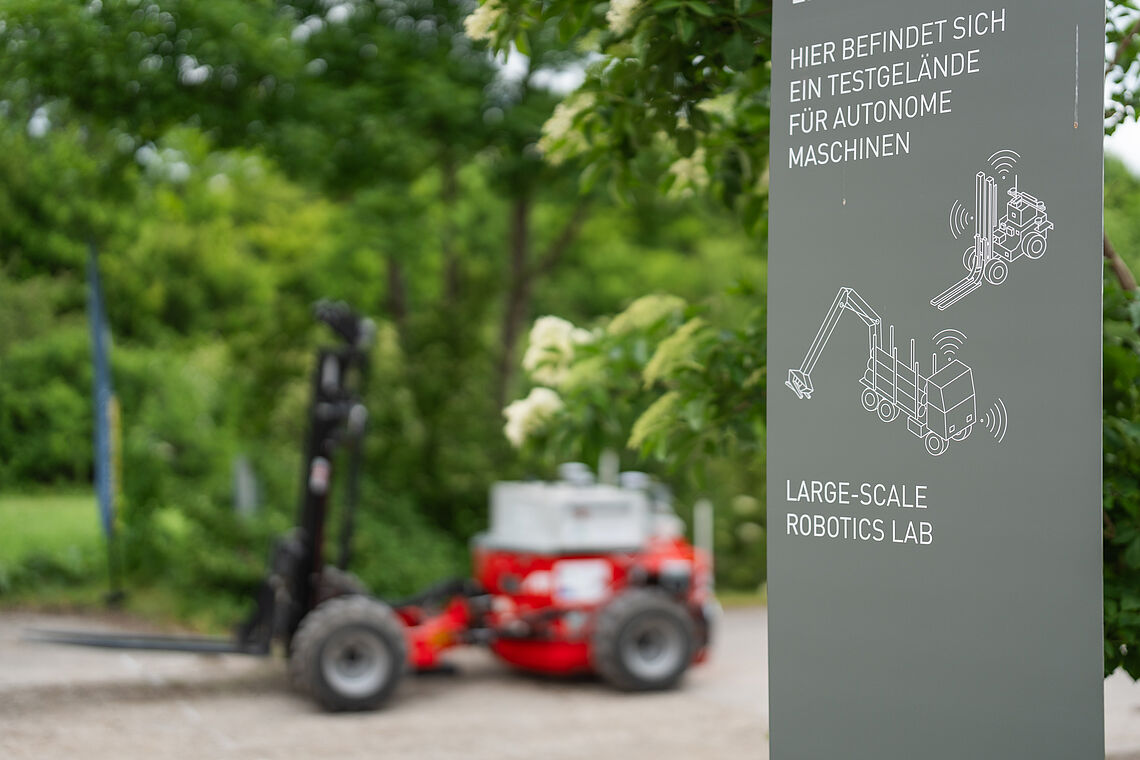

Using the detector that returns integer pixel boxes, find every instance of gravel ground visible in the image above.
[0,607,767,760]
[1,606,1137,759]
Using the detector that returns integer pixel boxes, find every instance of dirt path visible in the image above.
[0,607,768,760]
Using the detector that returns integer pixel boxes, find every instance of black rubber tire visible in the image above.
[285,567,371,692]
[317,566,370,602]
[289,596,406,712]
[591,589,696,692]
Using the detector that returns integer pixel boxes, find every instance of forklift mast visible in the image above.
[291,303,373,623]
[237,302,375,648]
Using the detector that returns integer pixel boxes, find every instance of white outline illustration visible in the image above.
[981,398,1009,443]
[933,329,967,359]
[987,149,1021,178]
[931,151,1054,312]
[786,288,988,457]
[948,199,973,240]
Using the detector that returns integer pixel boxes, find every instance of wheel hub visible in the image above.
[621,616,684,681]
[321,627,390,699]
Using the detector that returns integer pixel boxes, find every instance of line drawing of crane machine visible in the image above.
[931,170,1053,311]
[786,287,978,457]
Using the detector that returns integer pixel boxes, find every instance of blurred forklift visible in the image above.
[33,302,717,711]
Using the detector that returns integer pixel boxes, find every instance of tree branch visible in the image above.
[1105,233,1138,292]
[1110,16,1140,73]
[536,200,590,276]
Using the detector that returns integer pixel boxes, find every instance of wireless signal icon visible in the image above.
[981,398,1009,443]
[987,149,1021,179]
[948,200,973,239]
[933,329,967,359]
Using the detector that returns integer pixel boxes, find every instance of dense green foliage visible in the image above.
[1103,158,1140,678]
[468,0,772,229]
[1104,279,1140,678]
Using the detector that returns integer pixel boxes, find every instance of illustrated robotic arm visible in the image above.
[786,287,882,400]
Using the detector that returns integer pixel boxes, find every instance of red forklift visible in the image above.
[34,303,716,711]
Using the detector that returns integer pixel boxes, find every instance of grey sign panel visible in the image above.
[767,2,1104,757]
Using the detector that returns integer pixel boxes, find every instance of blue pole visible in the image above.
[87,242,122,600]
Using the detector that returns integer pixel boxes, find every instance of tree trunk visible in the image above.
[385,255,409,336]
[1104,233,1138,292]
[440,153,462,303]
[493,197,592,408]
[496,195,532,408]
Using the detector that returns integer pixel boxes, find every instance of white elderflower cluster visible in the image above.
[522,316,592,387]
[503,387,564,448]
[606,0,641,34]
[667,148,710,198]
[607,294,687,336]
[537,93,594,162]
[463,0,502,41]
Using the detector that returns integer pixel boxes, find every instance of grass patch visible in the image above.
[0,490,107,601]
[0,491,253,633]
[0,491,101,565]
[717,584,767,608]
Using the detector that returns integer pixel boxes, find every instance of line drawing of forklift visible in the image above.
[931,164,1054,312]
[786,287,979,457]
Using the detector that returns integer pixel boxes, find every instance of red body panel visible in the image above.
[397,536,714,676]
[490,639,591,675]
[399,597,472,670]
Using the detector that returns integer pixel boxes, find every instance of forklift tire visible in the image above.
[289,596,406,712]
[285,567,371,691]
[984,259,1009,286]
[317,566,370,603]
[860,389,878,413]
[592,589,696,692]
[1022,232,1047,260]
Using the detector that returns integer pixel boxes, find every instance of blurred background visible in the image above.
[0,0,1135,691]
[0,0,770,631]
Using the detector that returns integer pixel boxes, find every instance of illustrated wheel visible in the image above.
[951,425,972,442]
[924,433,949,457]
[289,596,406,712]
[861,389,879,412]
[592,588,696,692]
[983,259,1009,286]
[877,400,899,423]
[1022,232,1047,260]
[962,246,978,271]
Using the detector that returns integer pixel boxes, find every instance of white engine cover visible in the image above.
[479,481,653,554]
